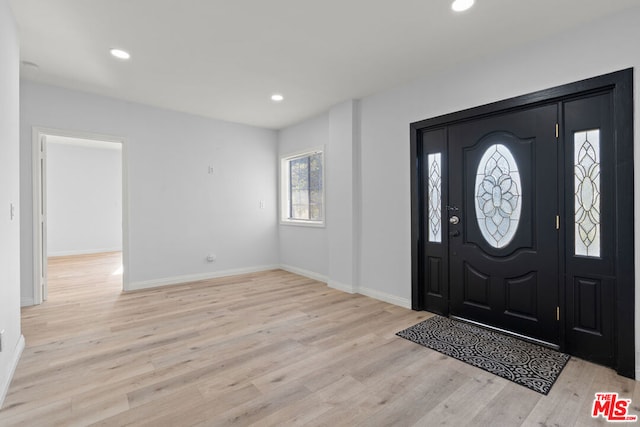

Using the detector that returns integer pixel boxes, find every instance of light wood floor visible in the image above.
[0,252,637,426]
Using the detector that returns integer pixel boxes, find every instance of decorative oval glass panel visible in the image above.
[474,144,522,248]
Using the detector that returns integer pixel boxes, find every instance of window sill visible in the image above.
[279,220,326,228]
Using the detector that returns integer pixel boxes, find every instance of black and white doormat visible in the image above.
[396,315,570,395]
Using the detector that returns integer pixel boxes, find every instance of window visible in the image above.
[427,152,442,243]
[574,129,601,257]
[474,143,522,248]
[280,148,325,226]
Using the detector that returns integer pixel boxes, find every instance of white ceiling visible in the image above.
[10,0,640,130]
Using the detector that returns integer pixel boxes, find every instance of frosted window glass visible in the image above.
[474,144,521,248]
[574,129,600,257]
[427,153,442,243]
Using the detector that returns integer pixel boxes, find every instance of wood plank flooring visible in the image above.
[0,252,637,426]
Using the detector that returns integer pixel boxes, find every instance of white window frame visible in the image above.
[279,147,325,227]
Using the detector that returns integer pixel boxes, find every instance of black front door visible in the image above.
[411,69,634,377]
[448,105,560,344]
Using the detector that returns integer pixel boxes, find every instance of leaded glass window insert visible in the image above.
[427,153,442,243]
[474,144,522,248]
[574,129,601,257]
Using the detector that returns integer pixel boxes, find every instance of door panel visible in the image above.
[448,105,559,344]
[563,92,615,365]
[418,128,449,315]
[412,69,634,376]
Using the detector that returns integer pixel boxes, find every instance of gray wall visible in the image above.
[276,6,640,373]
[0,0,23,407]
[277,113,330,280]
[358,5,640,307]
[13,2,640,384]
[47,140,122,256]
[20,81,279,301]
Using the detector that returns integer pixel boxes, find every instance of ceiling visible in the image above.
[9,0,639,130]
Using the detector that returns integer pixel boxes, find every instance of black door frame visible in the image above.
[409,68,634,378]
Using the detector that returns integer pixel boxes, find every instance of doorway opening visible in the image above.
[32,128,129,304]
[410,69,634,378]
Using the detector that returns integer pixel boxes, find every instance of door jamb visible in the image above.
[31,127,131,304]
[410,68,634,377]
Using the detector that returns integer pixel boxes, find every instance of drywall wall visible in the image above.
[274,4,640,371]
[20,81,279,300]
[277,100,362,294]
[0,0,25,408]
[46,140,122,256]
[326,101,359,293]
[358,4,640,304]
[278,112,329,280]
[356,7,640,372]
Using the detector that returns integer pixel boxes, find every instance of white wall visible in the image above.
[47,140,122,256]
[326,101,359,293]
[13,3,640,385]
[276,6,640,372]
[278,100,412,307]
[278,113,329,280]
[357,7,640,372]
[20,81,279,300]
[0,0,25,408]
[358,5,640,304]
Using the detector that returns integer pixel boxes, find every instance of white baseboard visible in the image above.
[358,286,412,309]
[0,335,25,409]
[48,247,122,257]
[279,265,328,283]
[278,266,409,309]
[128,263,409,310]
[128,265,280,291]
[328,279,356,294]
[20,297,35,307]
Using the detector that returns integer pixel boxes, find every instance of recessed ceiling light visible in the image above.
[110,48,131,60]
[271,94,284,102]
[452,0,474,12]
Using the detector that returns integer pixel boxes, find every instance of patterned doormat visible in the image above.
[396,315,570,395]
